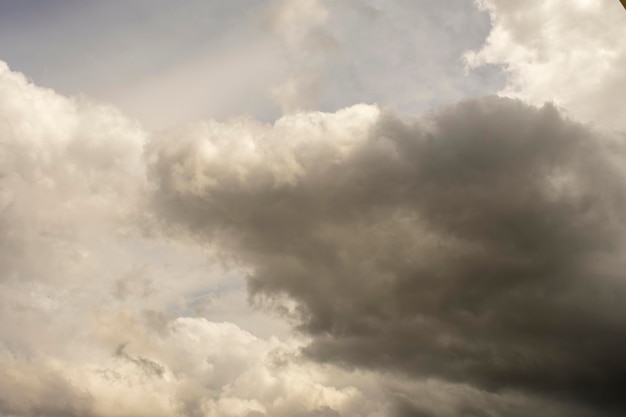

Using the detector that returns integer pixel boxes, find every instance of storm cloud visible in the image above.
[148,96,626,415]
[2,0,626,415]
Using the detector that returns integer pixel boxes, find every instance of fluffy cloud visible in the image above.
[3,1,626,412]
[0,60,145,280]
[4,58,608,416]
[466,0,626,130]
[0,60,152,362]
[0,315,395,417]
[0,62,398,417]
[148,96,626,416]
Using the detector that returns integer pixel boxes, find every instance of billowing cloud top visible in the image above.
[467,0,626,130]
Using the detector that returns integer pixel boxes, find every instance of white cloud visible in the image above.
[0,60,145,263]
[466,0,626,130]
[0,315,394,417]
[0,60,391,417]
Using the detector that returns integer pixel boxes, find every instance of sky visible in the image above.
[1,1,626,417]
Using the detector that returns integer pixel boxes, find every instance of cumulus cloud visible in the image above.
[3,1,626,412]
[466,0,626,130]
[1,57,550,417]
[0,315,395,417]
[0,62,403,417]
[0,60,146,278]
[148,96,626,416]
[0,60,153,363]
[90,317,398,417]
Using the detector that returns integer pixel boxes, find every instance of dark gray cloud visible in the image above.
[148,96,626,416]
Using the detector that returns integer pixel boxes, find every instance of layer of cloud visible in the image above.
[466,0,626,130]
[0,59,145,283]
[149,96,626,416]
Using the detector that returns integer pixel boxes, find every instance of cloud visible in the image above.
[465,0,626,130]
[2,1,626,410]
[0,60,145,286]
[0,60,431,417]
[148,96,626,415]
[0,314,398,417]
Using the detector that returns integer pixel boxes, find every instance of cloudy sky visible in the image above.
[1,1,625,416]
